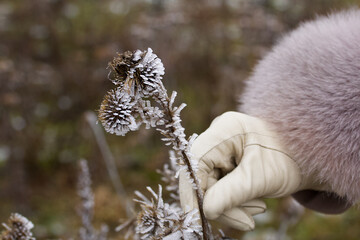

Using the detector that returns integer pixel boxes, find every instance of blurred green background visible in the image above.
[1,0,360,239]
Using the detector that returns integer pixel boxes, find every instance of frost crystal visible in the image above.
[98,88,138,136]
[108,48,165,97]
[158,91,188,152]
[157,151,180,200]
[1,213,35,240]
[136,99,165,129]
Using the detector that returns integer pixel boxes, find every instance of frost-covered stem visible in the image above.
[77,159,109,240]
[77,159,96,240]
[156,89,213,240]
[180,151,212,240]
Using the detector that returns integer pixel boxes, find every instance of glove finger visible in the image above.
[203,168,220,189]
[241,199,267,215]
[212,200,266,231]
[217,207,255,231]
[196,135,242,174]
[203,149,301,220]
[190,112,248,189]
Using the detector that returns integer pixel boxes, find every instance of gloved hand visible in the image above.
[179,111,331,231]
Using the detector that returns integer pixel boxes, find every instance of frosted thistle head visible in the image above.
[1,213,35,240]
[108,48,165,97]
[98,88,138,136]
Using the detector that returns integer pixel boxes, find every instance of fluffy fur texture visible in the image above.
[239,9,360,204]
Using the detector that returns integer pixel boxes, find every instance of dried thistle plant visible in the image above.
[134,185,202,240]
[107,49,165,97]
[77,159,108,240]
[98,48,213,239]
[1,213,35,240]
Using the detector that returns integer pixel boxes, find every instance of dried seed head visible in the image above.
[98,88,138,136]
[1,213,35,240]
[108,48,165,96]
[134,186,176,239]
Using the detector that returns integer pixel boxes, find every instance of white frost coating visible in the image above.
[134,185,202,239]
[133,50,142,61]
[157,150,181,200]
[2,213,35,240]
[136,99,164,130]
[169,91,177,107]
[129,48,165,97]
[163,209,202,240]
[134,185,177,239]
[99,88,139,136]
[13,213,34,230]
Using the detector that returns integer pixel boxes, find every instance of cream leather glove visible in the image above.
[179,111,329,231]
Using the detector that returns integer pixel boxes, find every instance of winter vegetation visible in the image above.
[2,0,360,239]
[1,213,35,240]
[98,48,212,239]
[0,47,304,239]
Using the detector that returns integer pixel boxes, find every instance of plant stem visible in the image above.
[157,91,213,240]
[181,151,213,240]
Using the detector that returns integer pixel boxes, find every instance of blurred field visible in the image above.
[1,0,360,239]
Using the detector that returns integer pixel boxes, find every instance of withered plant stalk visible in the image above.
[158,95,213,240]
[98,48,213,239]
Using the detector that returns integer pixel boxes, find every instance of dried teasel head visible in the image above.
[98,88,139,136]
[108,48,165,97]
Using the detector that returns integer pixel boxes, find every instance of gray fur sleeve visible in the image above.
[239,9,360,211]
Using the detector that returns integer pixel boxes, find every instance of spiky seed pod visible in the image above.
[1,213,35,240]
[136,208,160,239]
[98,88,138,136]
[108,48,165,97]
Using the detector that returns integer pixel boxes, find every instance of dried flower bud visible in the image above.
[108,48,165,97]
[98,88,138,136]
[1,213,35,240]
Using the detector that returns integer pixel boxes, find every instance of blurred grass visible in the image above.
[1,0,360,239]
